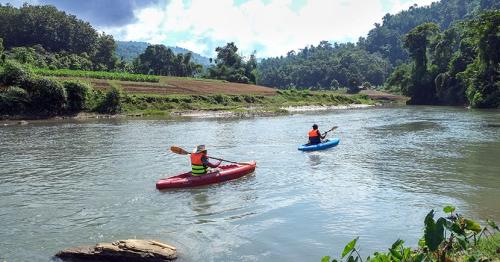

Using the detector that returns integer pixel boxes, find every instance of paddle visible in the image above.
[170,146,249,165]
[321,126,338,137]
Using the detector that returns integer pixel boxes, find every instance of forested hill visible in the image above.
[257,0,499,91]
[363,0,500,65]
[116,41,211,66]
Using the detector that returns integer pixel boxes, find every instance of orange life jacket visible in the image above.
[308,129,320,138]
[191,152,208,176]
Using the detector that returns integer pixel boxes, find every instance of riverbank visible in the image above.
[1,89,386,121]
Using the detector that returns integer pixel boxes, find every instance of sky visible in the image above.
[1,0,437,58]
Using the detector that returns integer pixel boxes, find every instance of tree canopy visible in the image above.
[386,10,499,108]
[133,44,201,77]
[0,3,118,70]
[207,42,257,84]
[257,41,391,91]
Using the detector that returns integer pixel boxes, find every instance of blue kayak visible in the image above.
[298,138,340,151]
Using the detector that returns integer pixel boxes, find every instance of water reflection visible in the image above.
[307,154,322,167]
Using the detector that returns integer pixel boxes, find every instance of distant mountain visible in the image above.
[115,41,149,62]
[116,41,211,66]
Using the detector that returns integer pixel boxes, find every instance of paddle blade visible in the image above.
[170,146,190,155]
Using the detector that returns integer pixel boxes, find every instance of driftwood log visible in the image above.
[55,239,177,261]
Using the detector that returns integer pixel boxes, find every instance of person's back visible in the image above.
[190,145,221,176]
[308,124,322,145]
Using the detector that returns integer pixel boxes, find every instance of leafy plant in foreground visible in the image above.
[322,206,499,262]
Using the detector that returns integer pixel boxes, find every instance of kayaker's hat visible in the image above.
[193,145,207,153]
[313,124,318,129]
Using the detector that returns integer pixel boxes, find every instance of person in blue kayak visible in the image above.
[190,145,221,176]
[308,124,326,145]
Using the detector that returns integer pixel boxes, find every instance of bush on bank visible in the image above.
[0,61,123,117]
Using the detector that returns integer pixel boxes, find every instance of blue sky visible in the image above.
[1,0,436,58]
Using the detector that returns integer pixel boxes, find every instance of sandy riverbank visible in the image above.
[170,103,375,118]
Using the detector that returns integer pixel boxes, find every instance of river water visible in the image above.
[0,106,499,261]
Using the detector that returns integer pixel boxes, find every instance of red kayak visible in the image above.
[156,161,256,189]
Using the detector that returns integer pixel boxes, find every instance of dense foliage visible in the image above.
[258,41,391,93]
[323,206,500,262]
[0,3,118,71]
[0,61,123,116]
[207,42,257,84]
[0,37,4,63]
[4,45,93,70]
[386,11,499,108]
[116,41,211,66]
[256,0,499,106]
[133,44,201,77]
[362,0,499,66]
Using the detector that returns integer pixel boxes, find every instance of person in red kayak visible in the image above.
[190,145,221,176]
[308,124,326,145]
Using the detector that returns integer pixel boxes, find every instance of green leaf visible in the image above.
[424,210,445,251]
[389,248,403,260]
[347,255,355,262]
[455,234,469,250]
[412,253,425,262]
[418,237,426,248]
[390,239,404,250]
[389,239,404,260]
[443,205,456,214]
[342,237,359,258]
[464,219,482,233]
[403,248,411,259]
[321,256,331,262]
[449,222,465,235]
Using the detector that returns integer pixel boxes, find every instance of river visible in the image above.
[0,106,499,261]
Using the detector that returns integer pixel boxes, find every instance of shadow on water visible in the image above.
[307,153,322,167]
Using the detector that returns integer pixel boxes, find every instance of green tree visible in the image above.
[134,44,200,77]
[403,23,440,104]
[462,11,500,108]
[92,34,118,71]
[208,42,256,84]
[0,4,99,54]
[0,37,4,64]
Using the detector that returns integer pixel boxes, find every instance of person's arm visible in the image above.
[318,130,326,139]
[202,156,221,168]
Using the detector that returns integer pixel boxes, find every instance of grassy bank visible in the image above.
[1,62,379,119]
[120,89,374,117]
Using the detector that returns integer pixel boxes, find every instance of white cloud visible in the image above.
[103,0,436,58]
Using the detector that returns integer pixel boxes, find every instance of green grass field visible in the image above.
[33,68,160,83]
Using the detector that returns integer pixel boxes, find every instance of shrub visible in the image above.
[63,81,92,112]
[0,60,32,86]
[243,95,256,103]
[0,86,29,115]
[24,77,67,114]
[97,86,122,114]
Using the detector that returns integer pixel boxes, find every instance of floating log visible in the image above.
[55,239,177,261]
